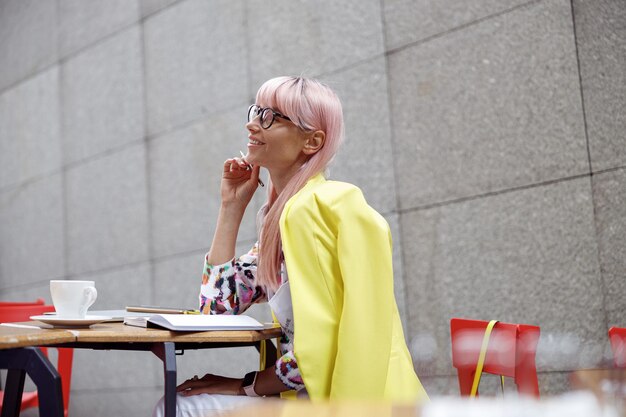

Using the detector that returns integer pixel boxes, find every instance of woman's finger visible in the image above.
[229,160,251,173]
[251,163,260,179]
[223,157,248,168]
[176,375,204,391]
[223,158,236,173]
[176,380,196,391]
[176,381,190,391]
[177,381,206,392]
[234,157,246,166]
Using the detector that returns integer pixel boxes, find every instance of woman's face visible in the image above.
[245,105,310,172]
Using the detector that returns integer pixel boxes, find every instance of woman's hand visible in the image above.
[206,156,259,265]
[176,373,243,397]
[220,157,260,209]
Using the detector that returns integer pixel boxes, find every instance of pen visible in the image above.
[239,151,264,187]
[183,310,201,315]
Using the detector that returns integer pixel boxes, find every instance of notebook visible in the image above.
[124,313,265,331]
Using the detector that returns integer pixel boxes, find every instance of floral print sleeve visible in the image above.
[199,243,266,315]
[199,243,304,391]
[276,351,305,390]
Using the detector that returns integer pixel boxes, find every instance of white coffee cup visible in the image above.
[50,280,98,318]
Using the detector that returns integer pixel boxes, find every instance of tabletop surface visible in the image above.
[0,321,282,349]
[70,321,283,343]
[0,324,75,349]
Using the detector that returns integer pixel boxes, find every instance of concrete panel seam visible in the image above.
[385,0,542,57]
[378,0,408,321]
[140,1,181,22]
[569,0,593,175]
[399,172,592,214]
[139,15,156,306]
[0,274,66,293]
[62,138,145,173]
[0,23,140,97]
[589,172,613,334]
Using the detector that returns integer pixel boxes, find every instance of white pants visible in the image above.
[152,393,266,417]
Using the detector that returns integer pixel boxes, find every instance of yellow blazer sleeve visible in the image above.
[330,186,397,398]
[280,176,426,402]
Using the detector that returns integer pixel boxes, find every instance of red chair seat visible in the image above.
[0,391,39,411]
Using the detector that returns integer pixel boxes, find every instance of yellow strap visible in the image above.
[470,320,499,397]
[259,339,267,371]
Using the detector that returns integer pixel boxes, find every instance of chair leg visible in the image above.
[515,371,540,397]
[457,369,476,396]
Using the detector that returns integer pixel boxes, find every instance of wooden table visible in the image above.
[0,322,281,417]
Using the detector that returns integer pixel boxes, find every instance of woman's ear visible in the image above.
[302,130,326,155]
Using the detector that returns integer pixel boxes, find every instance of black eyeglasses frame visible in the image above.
[247,104,292,129]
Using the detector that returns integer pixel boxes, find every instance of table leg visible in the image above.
[152,342,177,417]
[2,369,25,417]
[0,347,63,417]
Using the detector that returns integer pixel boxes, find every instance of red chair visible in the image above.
[609,327,626,368]
[0,303,73,417]
[0,298,45,307]
[450,318,540,397]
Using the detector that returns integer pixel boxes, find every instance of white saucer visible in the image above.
[30,315,112,328]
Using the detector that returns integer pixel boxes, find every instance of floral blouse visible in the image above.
[199,243,305,391]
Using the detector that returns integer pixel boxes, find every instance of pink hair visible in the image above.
[255,76,344,290]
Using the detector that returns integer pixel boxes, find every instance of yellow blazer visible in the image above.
[280,174,428,402]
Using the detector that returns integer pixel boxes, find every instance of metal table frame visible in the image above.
[59,340,277,417]
[0,347,64,417]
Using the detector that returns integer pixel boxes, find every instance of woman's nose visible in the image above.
[246,119,260,132]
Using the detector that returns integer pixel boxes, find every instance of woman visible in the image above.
[154,76,428,417]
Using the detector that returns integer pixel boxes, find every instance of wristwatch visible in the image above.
[242,371,260,397]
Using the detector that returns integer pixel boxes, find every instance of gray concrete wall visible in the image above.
[0,0,623,415]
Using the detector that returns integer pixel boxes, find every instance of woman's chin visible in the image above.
[246,156,260,166]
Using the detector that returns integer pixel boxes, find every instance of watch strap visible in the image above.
[242,371,260,397]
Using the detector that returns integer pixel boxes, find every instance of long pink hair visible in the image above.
[255,77,344,290]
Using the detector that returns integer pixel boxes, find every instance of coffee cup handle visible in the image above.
[79,286,98,317]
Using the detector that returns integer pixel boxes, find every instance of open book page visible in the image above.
[126,305,199,314]
[123,316,149,328]
[124,314,265,331]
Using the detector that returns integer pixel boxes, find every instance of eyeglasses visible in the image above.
[247,105,292,129]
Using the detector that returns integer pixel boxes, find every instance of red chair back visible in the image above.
[609,327,626,368]
[0,302,73,417]
[0,304,55,322]
[450,318,540,397]
[0,298,45,307]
